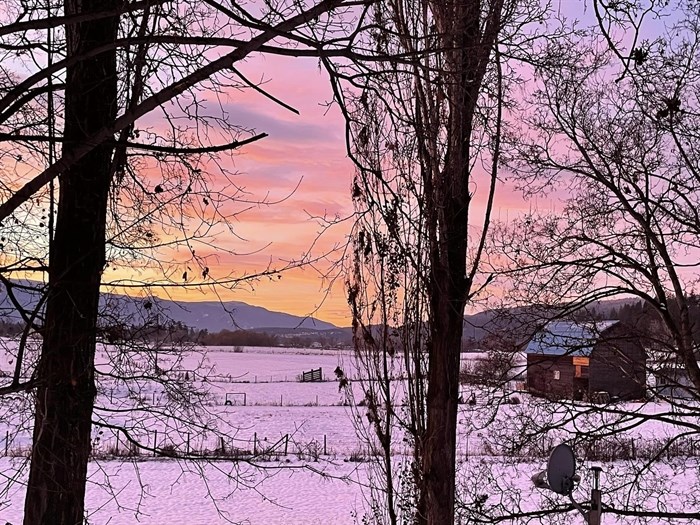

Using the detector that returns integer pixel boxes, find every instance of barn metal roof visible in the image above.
[525,320,620,357]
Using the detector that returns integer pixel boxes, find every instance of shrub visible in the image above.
[346,449,365,462]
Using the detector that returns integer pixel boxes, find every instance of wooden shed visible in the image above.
[526,320,646,401]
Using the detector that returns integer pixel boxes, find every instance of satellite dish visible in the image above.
[546,443,577,495]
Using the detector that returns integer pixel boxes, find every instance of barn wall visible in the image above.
[589,324,646,400]
[526,355,575,399]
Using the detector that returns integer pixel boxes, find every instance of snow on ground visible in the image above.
[161,346,358,383]
[0,458,368,525]
[3,456,698,524]
[2,344,700,523]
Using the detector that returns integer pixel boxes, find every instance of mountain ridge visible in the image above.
[0,281,644,343]
[0,280,340,333]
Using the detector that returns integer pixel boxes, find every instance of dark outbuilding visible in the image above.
[526,320,646,401]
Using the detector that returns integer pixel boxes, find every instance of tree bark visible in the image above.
[419,1,501,522]
[420,295,466,524]
[23,0,118,522]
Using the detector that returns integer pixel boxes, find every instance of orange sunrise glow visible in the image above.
[107,51,535,327]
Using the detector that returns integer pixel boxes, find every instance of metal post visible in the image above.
[589,466,603,525]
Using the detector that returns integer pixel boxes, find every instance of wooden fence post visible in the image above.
[254,432,257,455]
[284,434,289,456]
[324,435,327,455]
[154,430,158,457]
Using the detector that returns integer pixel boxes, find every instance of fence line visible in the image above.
[5,423,698,466]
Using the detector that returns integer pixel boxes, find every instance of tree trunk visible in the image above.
[419,1,491,521]
[420,193,470,525]
[420,295,466,524]
[23,0,118,522]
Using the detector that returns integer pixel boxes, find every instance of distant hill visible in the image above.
[135,298,339,332]
[0,281,339,333]
[462,297,644,345]
[0,280,647,346]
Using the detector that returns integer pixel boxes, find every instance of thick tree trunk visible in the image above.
[420,191,470,525]
[418,1,491,522]
[23,1,118,523]
[420,295,466,524]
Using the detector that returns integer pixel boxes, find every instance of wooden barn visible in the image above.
[526,320,646,401]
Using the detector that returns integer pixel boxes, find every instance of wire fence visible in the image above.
[5,425,700,465]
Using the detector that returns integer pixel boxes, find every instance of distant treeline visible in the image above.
[97,322,282,347]
[607,299,700,346]
[104,322,343,348]
[197,329,278,347]
[0,321,23,338]
[0,318,344,349]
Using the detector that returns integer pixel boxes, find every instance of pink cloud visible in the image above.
[118,54,536,325]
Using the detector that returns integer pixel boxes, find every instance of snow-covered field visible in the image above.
[1,344,699,524]
[1,457,369,524]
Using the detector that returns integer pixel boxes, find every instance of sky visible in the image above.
[0,0,681,331]
[136,53,534,327]
[0,47,355,326]
[1,25,535,328]
[144,54,358,326]
[2,0,616,329]
[3,0,677,330]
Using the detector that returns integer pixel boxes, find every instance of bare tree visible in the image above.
[324,0,548,521]
[494,0,700,397]
[475,0,700,521]
[0,0,366,522]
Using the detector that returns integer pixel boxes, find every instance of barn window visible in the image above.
[553,370,560,380]
[575,366,590,378]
